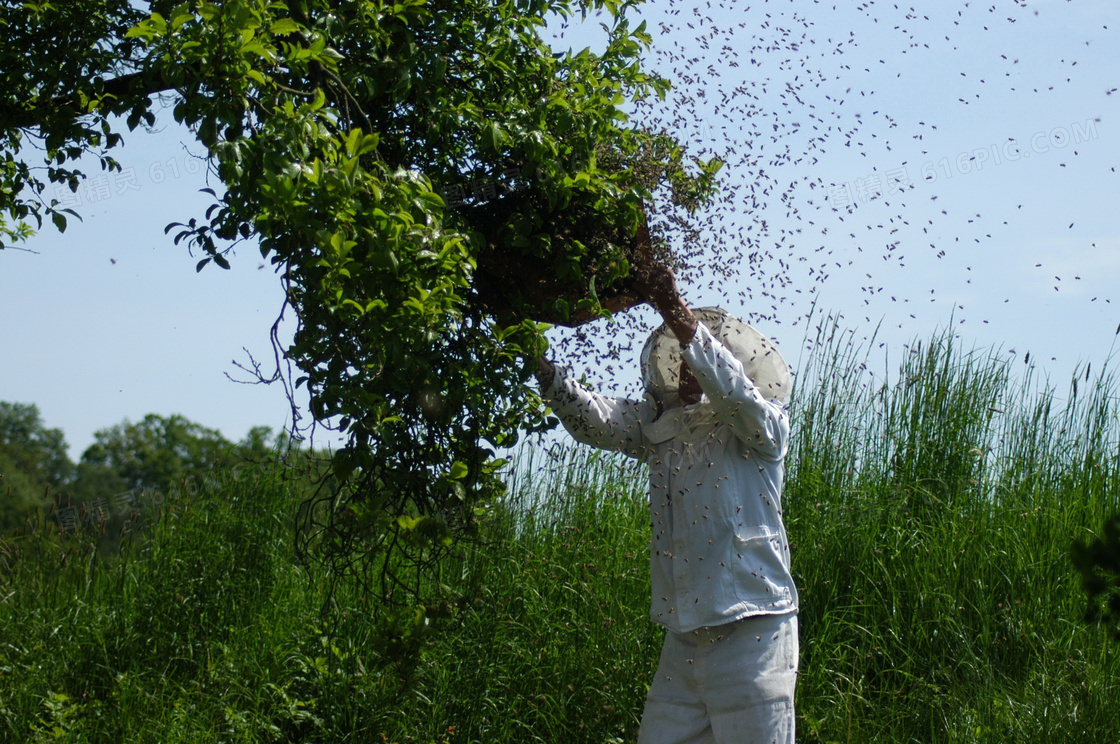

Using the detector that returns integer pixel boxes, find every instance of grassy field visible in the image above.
[2,325,1119,743]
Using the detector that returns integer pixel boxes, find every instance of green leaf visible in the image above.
[344,129,363,157]
[269,18,301,36]
[308,86,326,111]
[482,121,505,154]
[448,461,469,480]
[358,133,380,156]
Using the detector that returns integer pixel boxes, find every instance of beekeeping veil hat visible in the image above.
[640,307,791,411]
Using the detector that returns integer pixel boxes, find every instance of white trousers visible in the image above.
[637,613,798,744]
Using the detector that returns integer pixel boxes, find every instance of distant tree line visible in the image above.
[0,400,291,537]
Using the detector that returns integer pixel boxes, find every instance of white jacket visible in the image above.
[543,322,798,633]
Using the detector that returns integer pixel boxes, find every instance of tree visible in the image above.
[0,402,72,487]
[80,413,238,496]
[0,449,49,533]
[0,401,73,532]
[2,0,719,611]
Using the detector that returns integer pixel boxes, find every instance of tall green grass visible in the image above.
[1,323,1118,743]
[789,318,1120,741]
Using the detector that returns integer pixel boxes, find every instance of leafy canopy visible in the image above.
[81,413,241,495]
[1,0,719,608]
[0,402,72,530]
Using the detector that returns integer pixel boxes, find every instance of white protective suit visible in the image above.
[542,307,798,744]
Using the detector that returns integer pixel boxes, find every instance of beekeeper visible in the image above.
[535,262,798,744]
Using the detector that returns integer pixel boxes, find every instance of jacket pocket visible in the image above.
[728,523,793,610]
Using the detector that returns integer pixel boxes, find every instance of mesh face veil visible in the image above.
[639,307,792,411]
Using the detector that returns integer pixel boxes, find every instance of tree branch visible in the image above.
[1,67,188,132]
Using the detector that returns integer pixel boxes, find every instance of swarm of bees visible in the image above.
[544,0,1115,395]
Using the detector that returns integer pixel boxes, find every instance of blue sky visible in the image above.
[2,0,1118,457]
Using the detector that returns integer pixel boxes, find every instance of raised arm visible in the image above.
[681,324,790,460]
[630,260,788,459]
[629,261,698,345]
[535,357,651,459]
